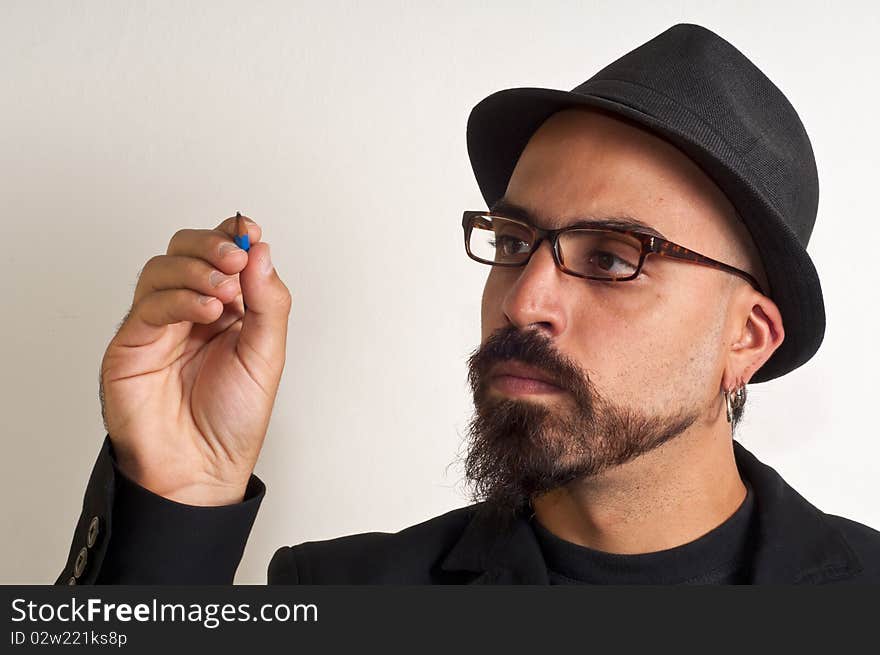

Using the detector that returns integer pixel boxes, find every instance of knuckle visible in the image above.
[274,277,291,299]
[142,254,162,272]
[167,228,191,250]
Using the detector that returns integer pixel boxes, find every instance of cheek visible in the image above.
[571,288,722,403]
[480,270,504,340]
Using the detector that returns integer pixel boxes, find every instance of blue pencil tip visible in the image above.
[234,234,250,251]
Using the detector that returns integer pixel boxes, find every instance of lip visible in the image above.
[489,362,563,391]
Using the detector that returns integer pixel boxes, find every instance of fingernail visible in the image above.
[210,270,234,287]
[220,242,241,257]
[261,244,273,274]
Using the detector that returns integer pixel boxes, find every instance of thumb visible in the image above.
[237,241,292,379]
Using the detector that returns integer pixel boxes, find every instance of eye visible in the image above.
[560,230,642,278]
[488,235,530,257]
[592,251,632,274]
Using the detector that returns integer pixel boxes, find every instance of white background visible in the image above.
[1,0,877,584]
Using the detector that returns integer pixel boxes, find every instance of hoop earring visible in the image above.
[725,382,746,423]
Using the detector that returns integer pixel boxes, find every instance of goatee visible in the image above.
[460,325,699,530]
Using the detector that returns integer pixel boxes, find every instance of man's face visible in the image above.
[463,107,764,523]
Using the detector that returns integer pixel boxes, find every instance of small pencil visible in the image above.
[234,211,250,311]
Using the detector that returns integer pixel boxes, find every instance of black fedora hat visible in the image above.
[466,23,824,384]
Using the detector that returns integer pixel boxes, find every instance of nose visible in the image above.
[500,238,567,336]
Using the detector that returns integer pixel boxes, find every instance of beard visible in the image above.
[462,325,699,530]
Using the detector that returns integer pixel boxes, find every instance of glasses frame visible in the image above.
[462,210,765,295]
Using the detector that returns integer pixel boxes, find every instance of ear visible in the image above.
[722,290,785,389]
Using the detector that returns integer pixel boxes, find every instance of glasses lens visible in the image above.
[466,215,644,280]
[468,215,534,264]
[558,229,642,279]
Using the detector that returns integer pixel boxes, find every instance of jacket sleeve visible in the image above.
[55,433,266,585]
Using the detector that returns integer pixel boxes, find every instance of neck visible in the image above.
[530,423,747,554]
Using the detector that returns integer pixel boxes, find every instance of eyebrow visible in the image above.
[488,198,667,240]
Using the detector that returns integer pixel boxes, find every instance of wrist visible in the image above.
[112,451,250,506]
[158,482,249,507]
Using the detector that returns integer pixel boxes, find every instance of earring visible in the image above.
[725,381,746,423]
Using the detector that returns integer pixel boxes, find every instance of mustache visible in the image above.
[466,326,594,405]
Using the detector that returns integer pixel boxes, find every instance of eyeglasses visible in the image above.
[462,211,765,294]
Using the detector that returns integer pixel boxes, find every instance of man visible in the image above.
[57,23,880,585]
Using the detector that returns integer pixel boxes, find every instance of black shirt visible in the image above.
[529,480,756,584]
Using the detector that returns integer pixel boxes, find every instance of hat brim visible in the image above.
[466,87,825,383]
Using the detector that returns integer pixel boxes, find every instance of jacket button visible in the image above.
[74,547,88,578]
[87,516,100,548]
[67,576,77,586]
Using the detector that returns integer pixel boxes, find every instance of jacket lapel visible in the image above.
[732,441,863,583]
[440,441,863,584]
[440,503,549,584]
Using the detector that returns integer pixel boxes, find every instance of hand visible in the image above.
[99,214,292,505]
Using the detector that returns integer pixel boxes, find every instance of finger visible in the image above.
[159,215,260,281]
[114,288,228,348]
[236,241,293,382]
[165,224,256,265]
[116,216,264,348]
[135,220,257,307]
[133,254,243,307]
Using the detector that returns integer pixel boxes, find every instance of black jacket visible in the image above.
[56,434,880,585]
